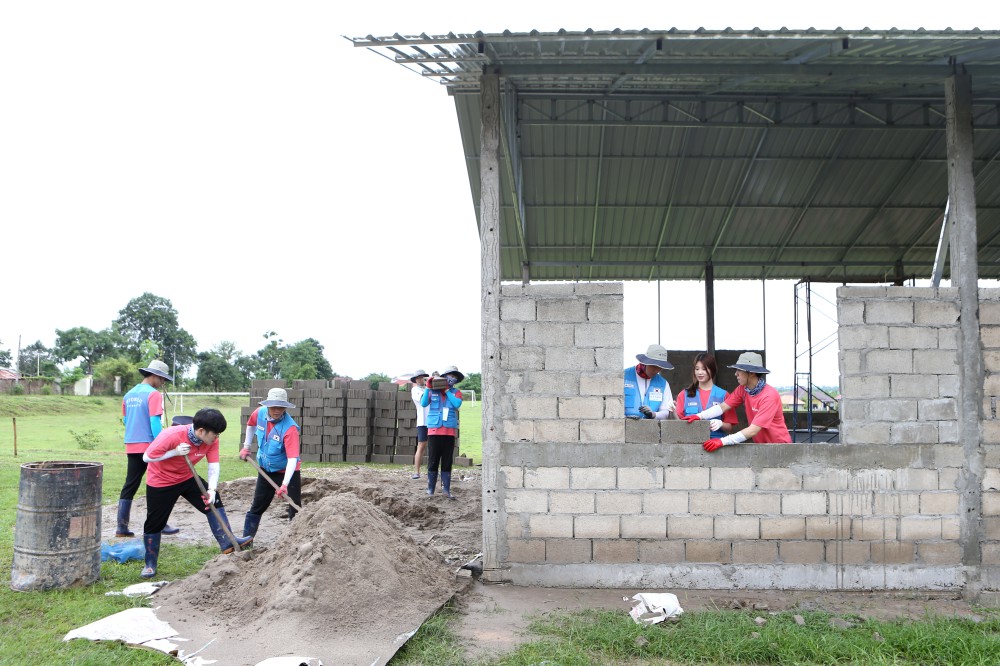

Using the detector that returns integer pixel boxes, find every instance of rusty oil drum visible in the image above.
[11,461,103,592]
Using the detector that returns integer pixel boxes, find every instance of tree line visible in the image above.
[1,292,482,394]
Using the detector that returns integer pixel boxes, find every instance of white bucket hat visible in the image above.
[410,369,429,381]
[728,351,770,374]
[139,360,173,381]
[440,365,465,382]
[259,387,296,409]
[635,344,673,370]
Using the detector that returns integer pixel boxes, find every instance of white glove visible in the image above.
[709,419,723,432]
[175,443,191,457]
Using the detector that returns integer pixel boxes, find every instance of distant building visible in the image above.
[779,387,838,411]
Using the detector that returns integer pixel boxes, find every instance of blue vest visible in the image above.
[254,407,299,473]
[424,389,461,429]
[683,385,729,439]
[624,367,667,418]
[123,383,156,443]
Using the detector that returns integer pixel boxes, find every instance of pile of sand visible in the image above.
[156,492,461,637]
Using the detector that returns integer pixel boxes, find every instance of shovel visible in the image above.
[182,454,243,553]
[243,454,303,512]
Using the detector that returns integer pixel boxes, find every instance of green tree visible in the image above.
[363,372,392,390]
[112,293,198,372]
[18,340,60,377]
[234,353,262,387]
[255,332,285,379]
[54,326,122,374]
[456,372,481,394]
[0,338,11,367]
[93,356,140,394]
[196,351,244,391]
[280,338,334,380]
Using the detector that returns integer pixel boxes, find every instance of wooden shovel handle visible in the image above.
[244,455,303,512]
[182,454,242,553]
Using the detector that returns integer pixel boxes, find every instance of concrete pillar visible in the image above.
[946,71,984,600]
[479,69,504,581]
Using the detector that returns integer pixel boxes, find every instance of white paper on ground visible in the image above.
[64,607,178,645]
[254,658,324,666]
[105,581,170,597]
[628,593,684,625]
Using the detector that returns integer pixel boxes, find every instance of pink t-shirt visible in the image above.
[247,409,301,471]
[145,425,221,487]
[724,384,791,443]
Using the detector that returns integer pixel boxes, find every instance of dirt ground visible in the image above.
[104,467,987,665]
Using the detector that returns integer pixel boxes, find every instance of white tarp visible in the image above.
[627,593,684,625]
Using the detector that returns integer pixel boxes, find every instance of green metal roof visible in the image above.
[352,29,1000,281]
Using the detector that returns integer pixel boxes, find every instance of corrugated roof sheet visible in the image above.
[353,29,1000,281]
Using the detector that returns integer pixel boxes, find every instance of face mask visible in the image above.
[447,375,459,388]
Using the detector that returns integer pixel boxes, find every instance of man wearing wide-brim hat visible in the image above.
[624,344,676,420]
[239,387,303,539]
[421,366,464,499]
[409,370,430,479]
[116,359,179,538]
[681,351,791,451]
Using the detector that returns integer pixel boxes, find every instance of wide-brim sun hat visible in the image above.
[440,365,465,382]
[635,344,673,370]
[259,387,296,409]
[410,369,429,381]
[139,359,173,382]
[728,351,770,374]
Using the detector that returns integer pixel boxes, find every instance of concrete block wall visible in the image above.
[837,287,960,446]
[488,282,995,592]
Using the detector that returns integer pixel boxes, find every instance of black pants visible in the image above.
[120,452,149,500]
[143,477,222,534]
[427,435,455,474]
[248,469,301,521]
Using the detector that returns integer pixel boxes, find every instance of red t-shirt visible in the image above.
[724,384,791,443]
[247,409,302,471]
[145,425,221,487]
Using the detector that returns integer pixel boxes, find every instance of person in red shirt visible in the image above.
[139,408,252,578]
[681,351,791,451]
[239,388,302,539]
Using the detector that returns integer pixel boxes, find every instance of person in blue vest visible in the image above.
[624,344,675,420]
[239,387,302,539]
[116,359,179,537]
[421,366,463,499]
[675,352,738,438]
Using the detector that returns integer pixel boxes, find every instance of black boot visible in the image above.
[207,507,254,554]
[161,523,180,535]
[116,499,134,537]
[141,533,160,578]
[243,512,262,538]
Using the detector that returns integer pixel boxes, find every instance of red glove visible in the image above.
[276,484,288,497]
[703,439,724,452]
[239,448,251,461]
[682,414,701,423]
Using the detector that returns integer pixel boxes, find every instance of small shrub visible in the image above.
[39,385,52,396]
[70,429,102,450]
[10,384,24,396]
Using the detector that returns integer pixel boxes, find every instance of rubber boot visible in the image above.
[162,523,180,535]
[207,507,254,554]
[441,472,456,500]
[426,471,438,496]
[141,533,160,578]
[243,512,262,538]
[115,499,134,537]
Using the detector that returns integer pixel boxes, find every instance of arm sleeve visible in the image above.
[697,403,725,420]
[282,459,298,487]
[281,427,300,486]
[150,416,163,439]
[243,425,254,449]
[420,389,431,407]
[653,384,673,420]
[143,432,175,462]
[206,462,220,491]
[446,389,463,408]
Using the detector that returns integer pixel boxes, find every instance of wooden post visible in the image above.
[12,417,17,456]
[480,68,503,581]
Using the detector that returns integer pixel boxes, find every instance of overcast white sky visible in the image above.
[0,2,984,386]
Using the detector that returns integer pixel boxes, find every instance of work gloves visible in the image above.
[203,489,216,506]
[175,443,191,456]
[638,405,654,418]
[709,419,723,431]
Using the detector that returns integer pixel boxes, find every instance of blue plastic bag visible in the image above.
[101,539,144,563]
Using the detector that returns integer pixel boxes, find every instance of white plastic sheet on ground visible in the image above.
[627,593,684,625]
[104,580,170,597]
[254,657,323,666]
[63,607,219,665]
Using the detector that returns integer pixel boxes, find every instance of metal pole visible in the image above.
[657,280,661,345]
[12,417,17,456]
[806,280,814,442]
[705,263,715,354]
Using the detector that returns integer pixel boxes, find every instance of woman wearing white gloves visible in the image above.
[674,352,738,439]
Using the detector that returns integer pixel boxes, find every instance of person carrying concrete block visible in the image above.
[624,344,675,420]
[422,366,464,499]
[681,351,791,451]
[117,359,179,538]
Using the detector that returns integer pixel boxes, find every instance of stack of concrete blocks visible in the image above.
[322,379,349,462]
[292,380,325,462]
[371,382,397,463]
[488,283,977,592]
[244,379,288,452]
[395,385,417,463]
[346,380,372,462]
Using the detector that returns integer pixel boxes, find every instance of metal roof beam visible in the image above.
[469,63,1000,80]
[500,81,529,265]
